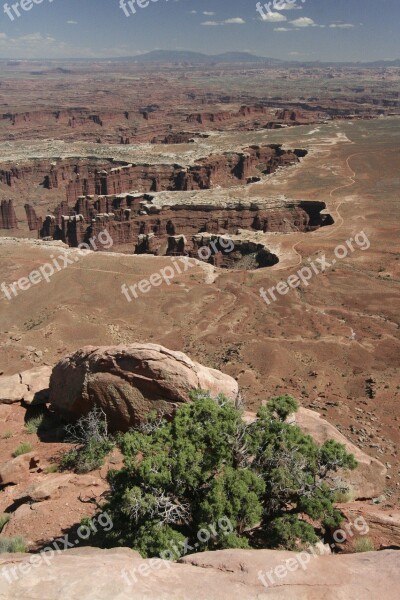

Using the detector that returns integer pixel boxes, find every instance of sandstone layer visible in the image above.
[0,547,399,600]
[37,192,331,265]
[1,145,303,204]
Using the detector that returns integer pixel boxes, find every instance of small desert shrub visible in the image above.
[353,537,374,553]
[0,536,27,553]
[24,410,64,440]
[334,487,355,503]
[59,407,114,474]
[2,431,12,439]
[13,442,32,457]
[25,415,45,435]
[44,464,59,474]
[0,514,10,533]
[59,439,114,474]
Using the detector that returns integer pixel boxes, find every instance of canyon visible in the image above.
[37,195,331,267]
[0,56,399,600]
[0,144,304,204]
[1,142,333,268]
[8,144,334,268]
[0,61,398,148]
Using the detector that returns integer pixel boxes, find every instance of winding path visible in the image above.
[274,150,367,270]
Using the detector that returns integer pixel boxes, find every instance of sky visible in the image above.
[0,0,398,62]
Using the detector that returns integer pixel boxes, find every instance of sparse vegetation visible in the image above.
[334,487,355,503]
[44,464,59,474]
[13,442,32,457]
[25,414,45,435]
[24,409,64,437]
[2,431,13,440]
[353,537,374,553]
[105,391,357,558]
[59,407,114,474]
[0,536,27,553]
[0,514,10,533]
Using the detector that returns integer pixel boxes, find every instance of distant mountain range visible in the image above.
[2,51,399,67]
[131,50,281,65]
[130,50,400,67]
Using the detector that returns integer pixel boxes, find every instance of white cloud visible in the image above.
[0,31,137,59]
[202,17,245,26]
[223,18,245,24]
[67,20,78,25]
[329,23,355,29]
[260,12,287,23]
[290,17,317,27]
[203,11,215,16]
[19,33,53,42]
[274,27,291,32]
[277,1,304,9]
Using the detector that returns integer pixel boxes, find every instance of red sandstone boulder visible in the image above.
[49,344,239,431]
[16,474,74,503]
[0,374,22,404]
[0,367,52,405]
[0,452,40,486]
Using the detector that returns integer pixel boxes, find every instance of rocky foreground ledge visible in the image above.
[0,547,399,600]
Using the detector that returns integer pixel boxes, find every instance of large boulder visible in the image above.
[16,474,74,503]
[0,547,399,599]
[49,344,239,431]
[0,367,52,405]
[0,452,39,486]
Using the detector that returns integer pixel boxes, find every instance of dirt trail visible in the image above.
[273,150,371,270]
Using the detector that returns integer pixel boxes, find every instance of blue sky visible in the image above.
[0,0,398,61]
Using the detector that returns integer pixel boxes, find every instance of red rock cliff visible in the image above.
[0,199,18,229]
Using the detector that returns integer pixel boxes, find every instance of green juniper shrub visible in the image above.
[104,391,357,558]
